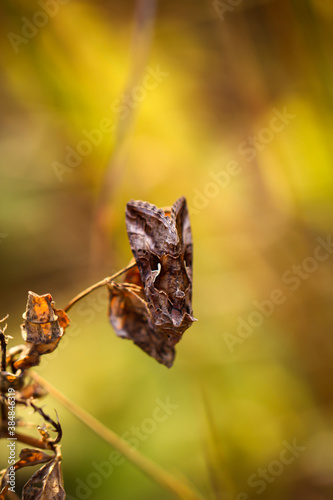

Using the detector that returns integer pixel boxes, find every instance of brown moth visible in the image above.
[109,197,196,367]
[127,198,196,335]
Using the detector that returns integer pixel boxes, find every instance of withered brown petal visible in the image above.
[15,449,53,469]
[108,265,175,368]
[52,308,70,330]
[0,449,53,497]
[22,456,65,500]
[18,381,48,400]
[13,345,40,371]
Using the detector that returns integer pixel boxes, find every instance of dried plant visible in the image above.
[0,198,201,500]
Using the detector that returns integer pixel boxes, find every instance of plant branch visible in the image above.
[0,428,51,450]
[30,371,204,500]
[63,262,137,313]
[0,314,9,371]
[15,396,62,445]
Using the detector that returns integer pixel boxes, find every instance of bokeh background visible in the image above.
[1,0,333,499]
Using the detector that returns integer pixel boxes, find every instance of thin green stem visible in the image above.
[30,371,204,500]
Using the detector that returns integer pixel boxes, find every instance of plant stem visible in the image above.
[63,262,136,313]
[30,371,204,500]
[0,428,51,450]
[1,334,7,372]
[0,315,9,371]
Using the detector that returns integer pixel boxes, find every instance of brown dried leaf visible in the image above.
[14,449,53,469]
[0,449,53,496]
[52,308,70,330]
[22,455,65,500]
[18,381,48,400]
[108,265,175,367]
[13,345,40,371]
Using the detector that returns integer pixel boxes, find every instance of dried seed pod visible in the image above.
[21,321,63,348]
[23,292,58,323]
[20,292,67,349]
[14,292,70,370]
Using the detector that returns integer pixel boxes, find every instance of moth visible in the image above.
[108,197,196,367]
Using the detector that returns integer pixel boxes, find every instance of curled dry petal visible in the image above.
[108,265,175,367]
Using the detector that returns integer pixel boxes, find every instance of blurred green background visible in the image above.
[1,0,333,499]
